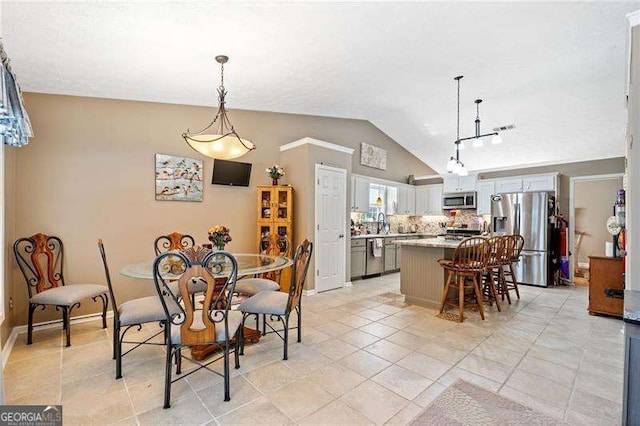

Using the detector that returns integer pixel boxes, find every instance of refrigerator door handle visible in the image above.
[512,203,518,234]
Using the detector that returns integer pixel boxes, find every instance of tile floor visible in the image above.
[4,273,625,425]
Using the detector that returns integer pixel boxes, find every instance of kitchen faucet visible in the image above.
[377,212,387,234]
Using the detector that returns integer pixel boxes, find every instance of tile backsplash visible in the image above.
[351,210,483,235]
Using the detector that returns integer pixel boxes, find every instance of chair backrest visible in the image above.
[286,240,313,313]
[14,233,65,298]
[152,246,238,346]
[486,236,508,266]
[451,237,490,271]
[154,232,196,256]
[508,235,525,260]
[97,239,118,315]
[258,234,291,282]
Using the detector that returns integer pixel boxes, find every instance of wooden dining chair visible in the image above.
[14,233,108,347]
[238,240,313,360]
[502,234,524,301]
[153,246,243,408]
[438,237,490,322]
[154,232,196,255]
[482,236,504,311]
[235,234,291,298]
[98,239,180,379]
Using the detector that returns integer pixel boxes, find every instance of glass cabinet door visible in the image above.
[275,188,291,221]
[259,189,272,220]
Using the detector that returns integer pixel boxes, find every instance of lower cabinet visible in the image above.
[384,243,396,272]
[351,239,366,278]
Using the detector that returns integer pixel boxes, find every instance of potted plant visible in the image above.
[266,164,285,185]
[208,225,232,250]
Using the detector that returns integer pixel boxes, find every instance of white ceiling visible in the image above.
[2,2,639,174]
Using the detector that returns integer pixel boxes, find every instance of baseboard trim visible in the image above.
[2,310,114,369]
[302,289,316,296]
[344,281,353,287]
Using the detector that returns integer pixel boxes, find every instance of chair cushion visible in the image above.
[118,296,181,326]
[235,278,280,296]
[170,310,243,345]
[168,279,208,297]
[30,284,107,306]
[237,291,289,316]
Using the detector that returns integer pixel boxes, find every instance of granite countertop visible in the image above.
[624,289,640,324]
[393,237,462,249]
[351,233,436,240]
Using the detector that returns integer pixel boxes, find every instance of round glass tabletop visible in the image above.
[119,253,293,280]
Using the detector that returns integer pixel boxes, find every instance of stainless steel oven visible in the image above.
[442,192,476,210]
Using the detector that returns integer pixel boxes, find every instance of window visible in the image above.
[362,183,387,222]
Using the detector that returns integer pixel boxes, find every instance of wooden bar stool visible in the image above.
[438,237,490,322]
[482,236,503,311]
[502,235,523,300]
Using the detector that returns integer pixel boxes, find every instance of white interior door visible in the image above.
[315,164,347,292]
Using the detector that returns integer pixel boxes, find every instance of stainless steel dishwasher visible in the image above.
[366,238,384,275]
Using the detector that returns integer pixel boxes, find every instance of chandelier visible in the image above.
[182,55,255,160]
[446,76,502,175]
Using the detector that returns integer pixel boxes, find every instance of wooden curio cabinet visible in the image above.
[257,185,293,291]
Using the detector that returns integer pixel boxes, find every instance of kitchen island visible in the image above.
[395,238,462,309]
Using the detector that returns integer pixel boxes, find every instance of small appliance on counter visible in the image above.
[410,224,418,233]
[397,224,407,234]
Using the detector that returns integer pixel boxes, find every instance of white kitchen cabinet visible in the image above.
[415,184,443,216]
[476,180,496,215]
[385,185,398,215]
[396,185,416,215]
[523,175,556,192]
[427,184,443,215]
[351,176,370,213]
[442,174,477,193]
[495,177,523,193]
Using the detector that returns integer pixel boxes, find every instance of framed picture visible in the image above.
[155,154,203,202]
[360,142,387,170]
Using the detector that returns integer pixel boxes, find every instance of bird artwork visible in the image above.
[155,154,203,202]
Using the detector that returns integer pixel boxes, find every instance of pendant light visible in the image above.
[376,185,383,205]
[446,76,501,175]
[182,55,255,160]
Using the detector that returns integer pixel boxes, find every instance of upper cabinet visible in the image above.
[523,175,556,192]
[416,184,444,216]
[475,180,496,215]
[385,185,398,215]
[351,176,370,213]
[397,186,416,216]
[495,177,523,193]
[442,174,477,193]
[493,174,556,194]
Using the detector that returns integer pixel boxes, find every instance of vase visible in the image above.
[272,178,279,186]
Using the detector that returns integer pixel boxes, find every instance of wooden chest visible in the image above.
[588,256,624,318]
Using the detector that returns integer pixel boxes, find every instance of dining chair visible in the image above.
[155,232,203,301]
[438,237,490,322]
[153,246,243,408]
[482,236,506,311]
[238,240,313,360]
[98,239,180,379]
[14,233,109,347]
[502,234,524,301]
[235,234,291,297]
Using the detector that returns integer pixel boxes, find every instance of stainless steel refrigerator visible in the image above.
[491,192,550,287]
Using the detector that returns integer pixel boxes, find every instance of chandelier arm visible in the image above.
[458,132,499,143]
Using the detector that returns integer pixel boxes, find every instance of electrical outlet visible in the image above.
[8,297,13,310]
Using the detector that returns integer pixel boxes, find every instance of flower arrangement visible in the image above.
[208,225,232,250]
[266,164,285,185]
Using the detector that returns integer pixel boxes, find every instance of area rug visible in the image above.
[410,380,565,425]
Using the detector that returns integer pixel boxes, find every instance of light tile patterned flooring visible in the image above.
[5,273,625,425]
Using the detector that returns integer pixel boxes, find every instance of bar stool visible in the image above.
[502,235,523,300]
[438,237,490,322]
[482,236,503,312]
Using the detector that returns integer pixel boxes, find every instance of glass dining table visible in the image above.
[119,253,293,361]
[119,253,293,280]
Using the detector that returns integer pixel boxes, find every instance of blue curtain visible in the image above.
[0,41,33,147]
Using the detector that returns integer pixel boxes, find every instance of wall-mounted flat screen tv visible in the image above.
[211,159,252,187]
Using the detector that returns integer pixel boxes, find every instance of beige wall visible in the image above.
[5,93,433,327]
[2,147,16,347]
[574,177,623,262]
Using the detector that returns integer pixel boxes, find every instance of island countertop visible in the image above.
[394,237,462,249]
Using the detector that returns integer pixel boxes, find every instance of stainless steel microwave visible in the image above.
[442,192,476,210]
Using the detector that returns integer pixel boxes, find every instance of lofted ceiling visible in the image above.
[2,2,638,174]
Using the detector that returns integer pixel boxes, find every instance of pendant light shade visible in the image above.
[491,134,503,145]
[183,55,255,160]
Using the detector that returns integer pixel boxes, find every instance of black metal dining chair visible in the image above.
[14,233,108,347]
[238,240,313,360]
[153,246,243,408]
